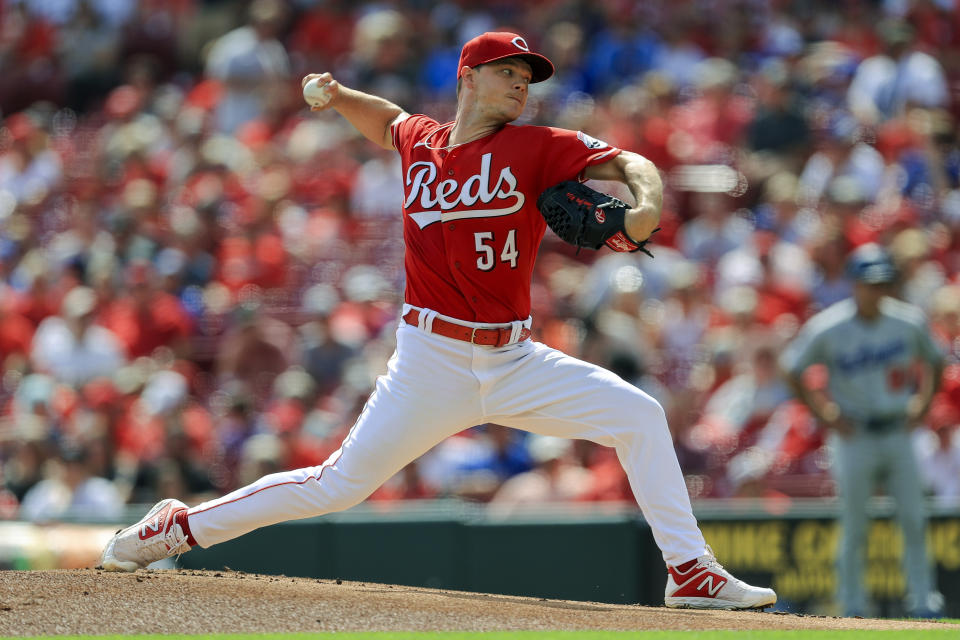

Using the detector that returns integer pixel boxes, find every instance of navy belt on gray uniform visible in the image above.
[863,415,904,433]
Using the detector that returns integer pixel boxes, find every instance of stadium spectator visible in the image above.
[3,433,48,504]
[204,0,291,133]
[298,283,356,395]
[916,401,960,499]
[19,440,124,522]
[488,435,593,518]
[847,19,948,125]
[0,294,35,364]
[99,260,194,358]
[30,286,127,387]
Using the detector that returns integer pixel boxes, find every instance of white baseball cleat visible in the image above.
[100,499,191,572]
[664,547,777,610]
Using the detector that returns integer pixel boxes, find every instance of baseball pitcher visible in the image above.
[100,32,776,611]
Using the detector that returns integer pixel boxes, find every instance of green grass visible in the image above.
[12,632,960,640]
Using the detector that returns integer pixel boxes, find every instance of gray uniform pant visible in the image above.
[830,429,933,615]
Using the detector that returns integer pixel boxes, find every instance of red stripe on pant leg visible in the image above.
[188,451,343,516]
[189,385,377,518]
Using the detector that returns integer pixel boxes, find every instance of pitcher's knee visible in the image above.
[609,398,672,450]
[321,483,376,512]
[311,470,388,513]
[609,386,666,423]
[627,396,669,432]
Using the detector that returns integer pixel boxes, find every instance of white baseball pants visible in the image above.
[188,311,708,565]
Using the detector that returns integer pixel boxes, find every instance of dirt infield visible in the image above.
[0,569,950,635]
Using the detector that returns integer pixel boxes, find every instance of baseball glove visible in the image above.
[536,181,658,256]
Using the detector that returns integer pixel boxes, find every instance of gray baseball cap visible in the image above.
[847,243,897,284]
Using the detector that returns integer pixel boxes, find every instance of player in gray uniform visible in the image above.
[780,243,945,617]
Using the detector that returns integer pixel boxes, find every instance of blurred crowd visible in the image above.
[2,0,960,522]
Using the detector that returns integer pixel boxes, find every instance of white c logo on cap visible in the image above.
[511,36,529,52]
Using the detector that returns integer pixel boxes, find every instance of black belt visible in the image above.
[863,415,904,433]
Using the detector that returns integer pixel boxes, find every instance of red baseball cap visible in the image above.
[458,32,554,83]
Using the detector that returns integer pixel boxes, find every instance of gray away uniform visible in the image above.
[780,296,945,615]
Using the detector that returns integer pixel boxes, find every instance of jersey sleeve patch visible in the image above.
[539,127,620,190]
[577,131,609,150]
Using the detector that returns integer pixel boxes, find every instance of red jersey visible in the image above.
[392,115,620,323]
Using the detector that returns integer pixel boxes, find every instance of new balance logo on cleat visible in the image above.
[697,574,727,597]
[667,565,728,598]
[100,498,192,572]
[139,516,163,539]
[664,547,776,610]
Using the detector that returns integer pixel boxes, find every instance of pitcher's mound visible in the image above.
[0,570,947,636]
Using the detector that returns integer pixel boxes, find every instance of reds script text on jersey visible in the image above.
[392,116,620,323]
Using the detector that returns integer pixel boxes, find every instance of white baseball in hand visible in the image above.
[303,78,333,108]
